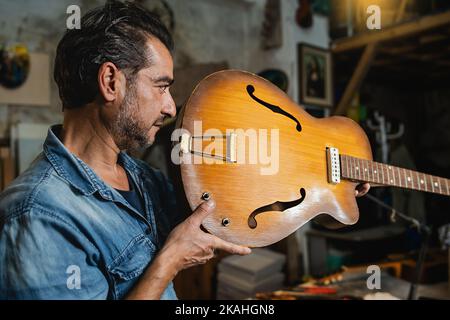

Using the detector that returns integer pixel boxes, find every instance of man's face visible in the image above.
[112,37,176,150]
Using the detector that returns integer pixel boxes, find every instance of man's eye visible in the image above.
[159,85,169,93]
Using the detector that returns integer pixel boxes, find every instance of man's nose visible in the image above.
[163,93,177,118]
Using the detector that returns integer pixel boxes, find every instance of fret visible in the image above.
[384,164,389,185]
[404,168,408,188]
[372,162,375,183]
[416,171,421,191]
[436,177,442,194]
[350,157,353,180]
[392,167,396,186]
[394,167,398,186]
[390,166,395,185]
[421,173,426,191]
[371,160,375,183]
[411,171,420,190]
[407,169,414,189]
[356,158,361,181]
[413,171,417,190]
[406,169,412,189]
[361,159,364,181]
[351,157,355,179]
[356,158,360,181]
[363,159,366,181]
[387,165,391,185]
[364,159,368,182]
[379,163,382,184]
[349,157,352,179]
[346,156,349,179]
[341,156,346,177]
[345,156,349,178]
[403,168,408,188]
[372,162,377,183]
[374,162,378,183]
[339,156,449,196]
[361,160,366,181]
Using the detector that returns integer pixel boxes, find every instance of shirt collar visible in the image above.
[43,124,142,198]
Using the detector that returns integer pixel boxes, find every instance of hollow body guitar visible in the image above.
[177,70,450,247]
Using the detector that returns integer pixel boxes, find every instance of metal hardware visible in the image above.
[222,218,230,227]
[326,147,341,184]
[179,132,237,163]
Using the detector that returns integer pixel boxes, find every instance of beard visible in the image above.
[111,81,153,151]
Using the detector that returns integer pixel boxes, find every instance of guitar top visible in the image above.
[177,70,449,247]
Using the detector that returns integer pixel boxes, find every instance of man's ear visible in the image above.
[97,62,125,103]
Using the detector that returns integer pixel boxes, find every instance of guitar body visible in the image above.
[179,70,372,247]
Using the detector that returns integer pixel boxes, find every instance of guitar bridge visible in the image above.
[179,132,237,163]
[326,147,341,184]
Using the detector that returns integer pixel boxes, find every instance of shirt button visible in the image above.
[145,228,152,235]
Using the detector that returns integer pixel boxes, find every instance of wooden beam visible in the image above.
[334,43,378,115]
[395,0,409,23]
[332,10,450,53]
[419,33,448,45]
[379,44,418,55]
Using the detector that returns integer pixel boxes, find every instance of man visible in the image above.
[0,1,369,300]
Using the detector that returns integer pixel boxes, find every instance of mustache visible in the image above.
[154,116,166,126]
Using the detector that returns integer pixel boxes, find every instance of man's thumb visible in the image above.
[191,199,216,225]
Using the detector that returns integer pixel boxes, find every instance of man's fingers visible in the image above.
[189,199,216,226]
[355,183,370,197]
[211,236,251,255]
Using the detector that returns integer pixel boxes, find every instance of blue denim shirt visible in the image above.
[0,125,181,299]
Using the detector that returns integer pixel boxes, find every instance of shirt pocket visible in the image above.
[106,233,156,299]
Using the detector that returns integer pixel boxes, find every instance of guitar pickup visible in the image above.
[326,147,341,184]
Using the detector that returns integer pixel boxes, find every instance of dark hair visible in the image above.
[54,0,174,109]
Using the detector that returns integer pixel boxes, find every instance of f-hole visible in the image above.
[248,188,306,229]
[246,85,302,132]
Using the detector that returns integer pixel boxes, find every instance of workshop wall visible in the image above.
[0,0,328,137]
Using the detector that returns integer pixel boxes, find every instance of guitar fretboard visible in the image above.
[340,155,450,196]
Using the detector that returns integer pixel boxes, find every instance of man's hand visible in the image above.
[161,198,251,272]
[355,183,370,197]
[126,197,251,299]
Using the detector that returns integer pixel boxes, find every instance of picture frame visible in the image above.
[298,43,333,108]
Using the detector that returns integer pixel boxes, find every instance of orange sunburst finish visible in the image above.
[179,70,372,247]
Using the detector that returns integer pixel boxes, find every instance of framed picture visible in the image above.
[298,43,333,108]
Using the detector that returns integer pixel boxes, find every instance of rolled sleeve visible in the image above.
[0,208,109,299]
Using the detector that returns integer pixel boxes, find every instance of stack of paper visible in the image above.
[217,248,286,299]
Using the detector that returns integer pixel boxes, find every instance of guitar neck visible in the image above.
[340,155,450,196]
